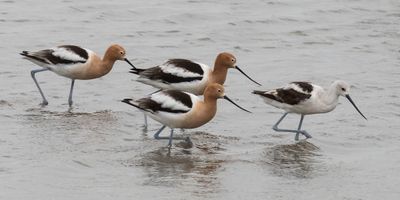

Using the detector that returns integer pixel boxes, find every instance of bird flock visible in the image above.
[20,44,367,148]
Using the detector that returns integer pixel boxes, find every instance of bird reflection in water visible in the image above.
[263,140,321,178]
[131,131,232,198]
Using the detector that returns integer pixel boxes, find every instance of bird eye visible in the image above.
[120,51,124,55]
[231,59,235,62]
[341,88,346,91]
[217,89,221,92]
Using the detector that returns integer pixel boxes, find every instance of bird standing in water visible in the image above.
[21,44,136,107]
[122,83,251,147]
[253,80,367,140]
[129,52,260,127]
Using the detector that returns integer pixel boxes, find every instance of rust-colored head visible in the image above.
[215,52,237,68]
[103,44,136,68]
[203,83,251,113]
[204,83,225,99]
[213,52,261,86]
[105,44,127,61]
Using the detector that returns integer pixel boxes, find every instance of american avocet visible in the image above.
[129,52,260,128]
[20,44,136,106]
[122,83,251,147]
[129,52,261,94]
[253,80,367,141]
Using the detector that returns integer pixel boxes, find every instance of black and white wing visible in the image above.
[21,45,89,66]
[253,82,313,105]
[138,59,205,84]
[123,89,195,114]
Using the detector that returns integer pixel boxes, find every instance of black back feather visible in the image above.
[137,66,203,83]
[253,88,311,105]
[20,45,88,65]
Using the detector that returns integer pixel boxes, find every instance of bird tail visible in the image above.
[252,90,266,95]
[121,98,148,112]
[20,51,34,59]
[253,90,280,102]
[20,51,29,56]
[122,98,139,108]
[20,50,49,64]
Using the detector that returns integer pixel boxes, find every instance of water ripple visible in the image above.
[261,141,322,178]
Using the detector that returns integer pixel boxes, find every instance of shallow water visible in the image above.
[1,0,400,199]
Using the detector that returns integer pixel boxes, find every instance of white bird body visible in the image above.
[21,45,112,80]
[254,82,343,115]
[265,83,342,115]
[122,83,251,146]
[136,61,211,95]
[123,89,214,129]
[148,91,204,129]
[130,52,261,95]
[253,80,366,141]
[21,44,135,106]
[43,48,97,79]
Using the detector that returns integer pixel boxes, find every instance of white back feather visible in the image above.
[51,47,87,63]
[151,92,192,112]
[159,61,206,77]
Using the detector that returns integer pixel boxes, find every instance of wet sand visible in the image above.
[1,0,400,199]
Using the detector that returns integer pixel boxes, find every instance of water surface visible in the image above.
[1,0,399,199]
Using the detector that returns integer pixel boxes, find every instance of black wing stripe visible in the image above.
[275,88,311,105]
[139,67,203,83]
[58,45,89,60]
[253,89,311,105]
[291,82,313,93]
[21,45,88,65]
[47,50,87,64]
[136,98,188,113]
[166,59,204,75]
[163,90,193,109]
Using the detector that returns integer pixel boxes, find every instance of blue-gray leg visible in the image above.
[272,113,312,141]
[31,68,49,106]
[168,128,174,147]
[143,89,161,129]
[273,112,288,128]
[68,79,75,107]
[294,114,312,140]
[153,125,190,147]
[153,125,166,139]
[143,114,148,130]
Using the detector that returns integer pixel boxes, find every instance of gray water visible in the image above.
[1,0,400,199]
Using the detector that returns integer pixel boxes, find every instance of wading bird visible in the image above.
[253,80,367,140]
[129,52,260,127]
[122,83,251,147]
[21,44,136,106]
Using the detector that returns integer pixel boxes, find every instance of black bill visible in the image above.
[345,94,367,120]
[235,66,262,86]
[124,58,136,68]
[223,96,252,113]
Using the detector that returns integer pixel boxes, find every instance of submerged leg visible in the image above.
[168,128,174,147]
[143,89,161,129]
[295,115,312,140]
[272,113,312,141]
[30,68,50,106]
[153,125,166,139]
[153,125,188,146]
[143,114,148,130]
[68,79,75,107]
